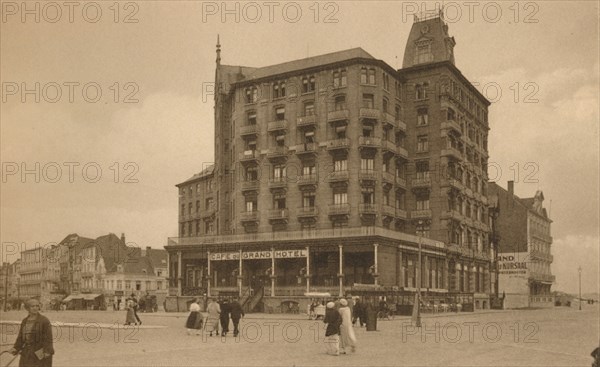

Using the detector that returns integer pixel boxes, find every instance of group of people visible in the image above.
[185,297,244,337]
[124,293,142,326]
[323,298,357,356]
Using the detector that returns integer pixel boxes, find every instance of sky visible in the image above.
[1,1,598,294]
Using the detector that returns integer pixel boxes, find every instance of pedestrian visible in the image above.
[9,298,54,367]
[185,298,203,335]
[229,298,245,337]
[205,297,221,337]
[345,294,354,320]
[124,298,137,325]
[323,301,342,356]
[338,298,357,354]
[218,298,230,337]
[130,293,142,325]
[353,298,364,327]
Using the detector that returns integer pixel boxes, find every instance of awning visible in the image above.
[62,295,84,303]
[82,294,101,301]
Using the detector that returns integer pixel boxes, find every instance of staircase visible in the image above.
[243,287,264,313]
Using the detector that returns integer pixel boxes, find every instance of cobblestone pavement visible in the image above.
[1,305,598,367]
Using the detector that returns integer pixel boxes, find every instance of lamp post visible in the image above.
[413,220,423,328]
[578,266,582,311]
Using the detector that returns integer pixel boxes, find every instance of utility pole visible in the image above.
[578,266,582,311]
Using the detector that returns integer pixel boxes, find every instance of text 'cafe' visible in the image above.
[210,249,307,261]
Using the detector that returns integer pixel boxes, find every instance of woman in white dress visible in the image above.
[338,298,357,353]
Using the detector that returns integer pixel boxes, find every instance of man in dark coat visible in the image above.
[10,298,54,367]
[129,293,142,325]
[218,298,230,337]
[353,298,366,327]
[323,302,342,356]
[228,298,245,337]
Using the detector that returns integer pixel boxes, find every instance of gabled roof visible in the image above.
[145,248,168,269]
[122,256,154,275]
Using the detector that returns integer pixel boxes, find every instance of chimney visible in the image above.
[507,181,514,196]
[146,246,151,252]
[121,233,126,244]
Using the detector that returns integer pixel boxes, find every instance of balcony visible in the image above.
[396,118,407,131]
[269,176,287,189]
[297,174,317,186]
[383,112,396,128]
[267,119,288,132]
[240,124,259,136]
[529,272,555,283]
[297,206,318,218]
[327,109,350,122]
[396,146,409,159]
[358,136,381,149]
[240,211,260,223]
[267,146,289,159]
[359,169,377,182]
[328,203,350,216]
[396,209,408,219]
[328,170,349,182]
[411,209,432,219]
[295,142,317,156]
[268,208,289,221]
[441,119,461,135]
[326,138,350,151]
[382,205,396,217]
[297,114,317,127]
[441,146,463,160]
[411,176,431,188]
[532,232,553,243]
[442,210,464,221]
[395,176,407,188]
[381,140,397,155]
[239,150,259,162]
[382,171,395,184]
[441,177,463,190]
[359,203,377,215]
[359,108,380,120]
[530,250,554,262]
[241,180,260,191]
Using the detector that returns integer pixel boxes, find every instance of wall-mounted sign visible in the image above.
[210,249,307,261]
[497,252,529,275]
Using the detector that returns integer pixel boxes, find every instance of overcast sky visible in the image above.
[1,1,598,294]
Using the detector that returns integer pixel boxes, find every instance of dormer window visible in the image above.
[414,42,433,64]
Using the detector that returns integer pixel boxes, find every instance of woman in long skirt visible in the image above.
[338,298,357,353]
[205,298,221,337]
[125,299,137,325]
[185,298,203,335]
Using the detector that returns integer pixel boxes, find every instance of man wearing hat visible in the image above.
[323,302,342,356]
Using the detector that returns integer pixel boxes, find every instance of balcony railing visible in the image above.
[168,225,446,250]
[240,124,259,136]
[396,209,408,219]
[358,136,381,148]
[358,203,377,214]
[411,209,432,219]
[295,142,317,155]
[532,232,553,243]
[359,108,380,120]
[383,112,396,127]
[411,176,431,188]
[269,177,287,188]
[297,174,317,186]
[441,119,461,135]
[297,206,318,218]
[328,203,350,215]
[441,146,463,159]
[267,146,289,158]
[359,169,377,181]
[327,109,350,122]
[529,250,554,262]
[382,205,396,217]
[381,140,397,154]
[240,211,260,222]
[267,119,288,132]
[241,180,260,191]
[396,118,407,131]
[297,114,317,127]
[268,208,289,220]
[382,171,395,183]
[397,146,409,158]
[395,176,407,188]
[239,150,258,161]
[328,170,349,182]
[326,138,350,151]
[529,272,555,283]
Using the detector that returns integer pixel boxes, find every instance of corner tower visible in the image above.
[402,10,456,68]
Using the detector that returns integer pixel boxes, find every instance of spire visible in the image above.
[216,34,221,66]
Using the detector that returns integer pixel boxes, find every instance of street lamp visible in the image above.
[412,220,423,328]
[578,266,582,311]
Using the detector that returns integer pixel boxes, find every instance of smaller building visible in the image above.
[488,181,555,309]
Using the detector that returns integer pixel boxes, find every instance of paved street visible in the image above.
[1,305,598,367]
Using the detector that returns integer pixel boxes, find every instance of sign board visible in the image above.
[210,249,307,261]
[497,252,529,275]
